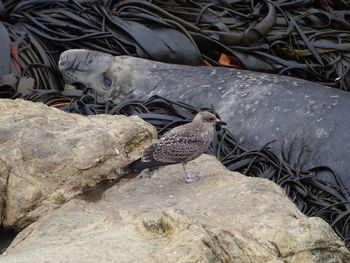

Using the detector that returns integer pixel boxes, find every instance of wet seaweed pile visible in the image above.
[53,88,349,248]
[110,0,350,90]
[0,22,63,98]
[1,0,350,94]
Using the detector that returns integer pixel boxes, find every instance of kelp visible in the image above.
[0,0,350,92]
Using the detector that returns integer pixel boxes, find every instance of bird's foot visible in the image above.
[185,171,200,183]
[137,168,152,179]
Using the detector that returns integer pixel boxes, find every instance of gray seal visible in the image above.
[58,49,350,189]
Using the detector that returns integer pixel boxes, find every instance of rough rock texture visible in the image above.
[2,155,349,263]
[0,99,156,229]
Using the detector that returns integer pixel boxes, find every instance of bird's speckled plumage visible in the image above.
[128,112,220,171]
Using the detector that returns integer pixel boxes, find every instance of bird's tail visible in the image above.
[123,157,170,173]
[123,144,172,173]
[123,158,143,173]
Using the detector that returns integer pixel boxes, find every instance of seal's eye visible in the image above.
[103,74,112,89]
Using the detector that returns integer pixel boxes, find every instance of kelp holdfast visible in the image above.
[0,21,63,98]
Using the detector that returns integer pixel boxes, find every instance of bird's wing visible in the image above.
[142,126,207,164]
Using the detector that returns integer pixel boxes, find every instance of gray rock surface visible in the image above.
[2,155,349,263]
[0,99,156,229]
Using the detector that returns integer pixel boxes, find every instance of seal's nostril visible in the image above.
[58,55,68,67]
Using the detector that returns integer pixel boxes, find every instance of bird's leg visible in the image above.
[137,168,153,179]
[182,162,200,183]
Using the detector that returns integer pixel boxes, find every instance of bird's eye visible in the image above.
[102,74,112,90]
[208,117,215,122]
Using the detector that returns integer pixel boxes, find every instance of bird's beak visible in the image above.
[216,118,226,125]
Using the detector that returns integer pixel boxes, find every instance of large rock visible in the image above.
[2,155,349,262]
[0,99,156,229]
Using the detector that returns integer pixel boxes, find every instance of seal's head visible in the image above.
[58,49,117,98]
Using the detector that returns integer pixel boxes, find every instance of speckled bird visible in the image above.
[126,111,224,183]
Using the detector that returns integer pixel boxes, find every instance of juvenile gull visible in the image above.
[126,112,224,183]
